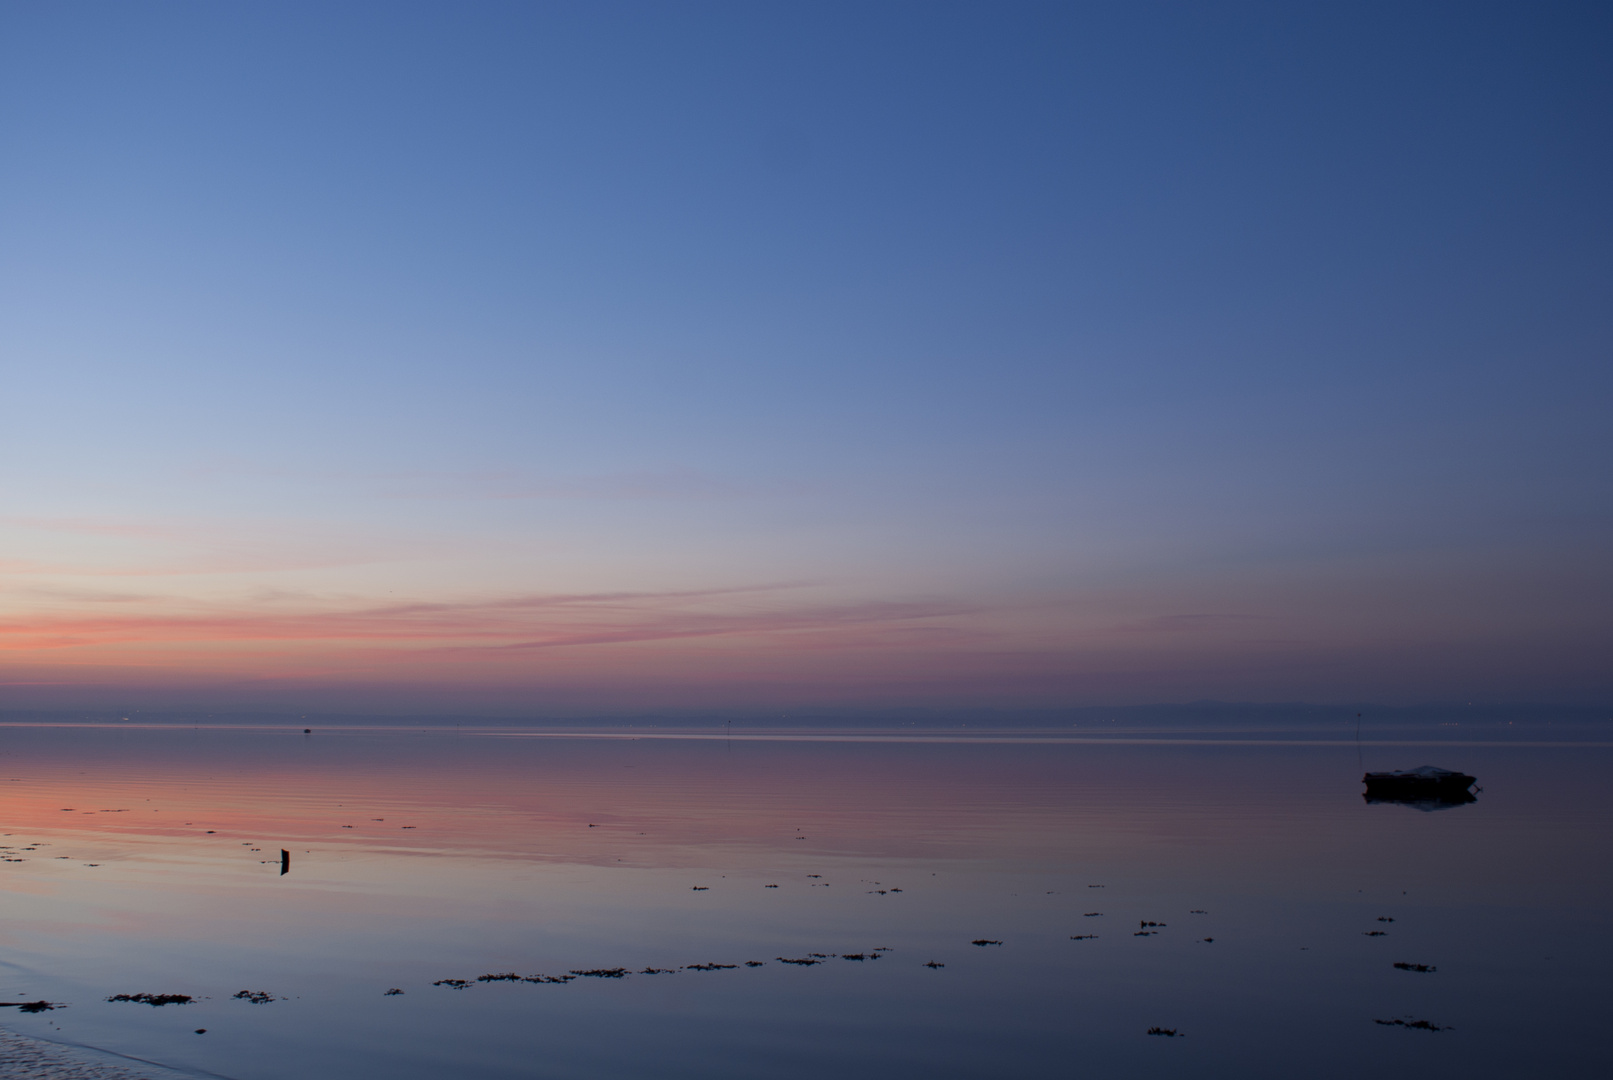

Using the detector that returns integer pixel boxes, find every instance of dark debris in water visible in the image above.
[1375,1018,1448,1031]
[1393,963,1436,973]
[108,993,192,1006]
[231,990,276,1004]
[1146,1027,1180,1037]
[425,944,908,987]
[0,1001,59,1013]
[384,988,405,995]
[924,961,944,968]
[1070,934,1098,940]
[970,939,1002,947]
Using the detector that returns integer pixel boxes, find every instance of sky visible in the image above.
[1,1,1610,715]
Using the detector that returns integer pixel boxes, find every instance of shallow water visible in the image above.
[0,724,1608,1079]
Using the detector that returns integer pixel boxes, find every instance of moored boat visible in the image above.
[1362,766,1477,810]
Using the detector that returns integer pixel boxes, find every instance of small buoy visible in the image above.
[304,729,312,734]
[194,1029,207,1034]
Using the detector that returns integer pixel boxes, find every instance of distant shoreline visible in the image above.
[0,719,1609,748]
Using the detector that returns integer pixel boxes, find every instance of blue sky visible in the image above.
[1,1,1609,712]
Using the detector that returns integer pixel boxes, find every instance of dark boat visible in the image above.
[1362,766,1477,811]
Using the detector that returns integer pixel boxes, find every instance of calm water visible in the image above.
[0,724,1608,1079]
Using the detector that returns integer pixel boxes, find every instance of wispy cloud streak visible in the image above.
[0,515,444,578]
[0,586,973,653]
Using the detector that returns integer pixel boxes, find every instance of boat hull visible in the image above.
[1361,766,1477,811]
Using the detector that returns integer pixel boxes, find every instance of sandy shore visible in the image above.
[0,1028,199,1080]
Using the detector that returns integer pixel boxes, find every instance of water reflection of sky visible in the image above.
[0,726,1608,1079]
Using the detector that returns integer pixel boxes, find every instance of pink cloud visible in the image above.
[0,586,975,656]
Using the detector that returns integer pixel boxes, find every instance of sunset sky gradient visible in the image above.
[2,1,1610,713]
